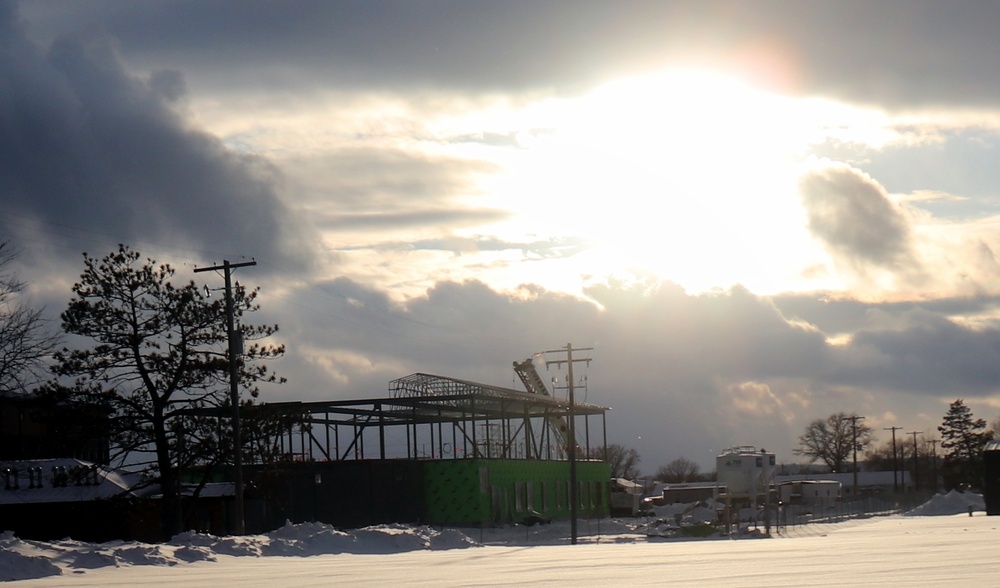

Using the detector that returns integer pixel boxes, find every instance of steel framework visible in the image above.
[246,373,610,464]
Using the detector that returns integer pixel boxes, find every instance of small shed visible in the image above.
[610,478,644,515]
[777,479,841,506]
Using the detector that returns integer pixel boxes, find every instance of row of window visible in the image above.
[513,479,604,512]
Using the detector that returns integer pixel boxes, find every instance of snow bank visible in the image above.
[904,490,985,516]
[0,521,485,581]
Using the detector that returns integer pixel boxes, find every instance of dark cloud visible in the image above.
[19,0,1000,108]
[833,308,1000,395]
[773,292,1000,336]
[0,1,314,274]
[799,163,917,272]
[269,275,1000,467]
[113,271,1000,471]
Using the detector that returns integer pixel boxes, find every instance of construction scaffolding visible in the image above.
[245,373,610,464]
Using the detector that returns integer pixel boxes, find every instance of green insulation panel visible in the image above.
[422,459,611,526]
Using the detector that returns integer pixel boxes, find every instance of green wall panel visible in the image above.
[422,459,611,526]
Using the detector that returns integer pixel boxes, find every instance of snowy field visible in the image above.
[3,492,998,586]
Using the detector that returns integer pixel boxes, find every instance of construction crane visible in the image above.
[513,358,577,457]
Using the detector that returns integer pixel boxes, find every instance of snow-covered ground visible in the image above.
[2,491,996,586]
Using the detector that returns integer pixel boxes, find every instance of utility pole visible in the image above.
[843,415,864,501]
[195,258,256,535]
[907,431,922,492]
[929,439,938,493]
[539,343,592,545]
[884,426,902,493]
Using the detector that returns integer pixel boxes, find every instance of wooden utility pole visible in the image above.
[195,259,256,535]
[843,415,864,500]
[929,439,938,493]
[884,426,902,492]
[539,343,592,545]
[907,431,922,491]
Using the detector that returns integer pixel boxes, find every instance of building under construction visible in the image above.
[237,359,612,532]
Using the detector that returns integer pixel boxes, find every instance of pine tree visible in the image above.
[47,245,286,537]
[938,399,993,490]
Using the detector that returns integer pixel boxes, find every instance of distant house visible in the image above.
[775,471,912,498]
[777,479,840,506]
[610,478,644,515]
[0,457,157,542]
[645,481,722,506]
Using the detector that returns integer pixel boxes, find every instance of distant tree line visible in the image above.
[795,400,994,492]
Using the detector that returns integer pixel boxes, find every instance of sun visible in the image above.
[472,68,836,295]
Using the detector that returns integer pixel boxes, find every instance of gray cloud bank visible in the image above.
[20,0,1000,109]
[0,1,313,272]
[273,277,1000,466]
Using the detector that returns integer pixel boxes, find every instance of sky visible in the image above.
[1,494,995,585]
[5,0,1000,471]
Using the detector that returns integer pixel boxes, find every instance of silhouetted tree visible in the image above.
[938,399,992,489]
[597,444,641,479]
[795,412,873,472]
[47,245,285,538]
[655,457,701,483]
[0,242,59,392]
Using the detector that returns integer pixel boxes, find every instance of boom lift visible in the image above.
[513,358,578,457]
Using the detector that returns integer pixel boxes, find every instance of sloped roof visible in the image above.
[0,458,153,505]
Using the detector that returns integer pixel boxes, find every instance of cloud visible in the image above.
[10,0,1000,472]
[799,161,918,273]
[21,1,1000,110]
[264,275,1000,465]
[831,307,1000,396]
[0,2,314,275]
[268,278,840,464]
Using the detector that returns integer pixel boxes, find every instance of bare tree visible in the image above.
[795,412,873,472]
[0,242,59,393]
[655,457,702,483]
[596,444,641,479]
